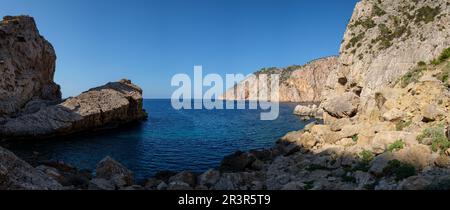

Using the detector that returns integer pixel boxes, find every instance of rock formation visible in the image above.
[0,79,148,139]
[0,16,147,139]
[220,56,338,102]
[324,0,450,110]
[0,146,62,190]
[293,104,323,120]
[182,0,450,191]
[2,0,450,191]
[0,16,61,117]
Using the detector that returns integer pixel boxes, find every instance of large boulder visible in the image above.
[293,104,322,119]
[421,104,442,122]
[382,108,404,122]
[0,16,61,117]
[168,171,197,187]
[394,145,432,170]
[0,147,62,190]
[369,131,417,154]
[198,169,221,188]
[95,156,134,187]
[322,92,360,118]
[219,151,256,172]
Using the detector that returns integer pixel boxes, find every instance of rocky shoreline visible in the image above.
[2,0,450,190]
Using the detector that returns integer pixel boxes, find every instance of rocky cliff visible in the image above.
[185,0,450,190]
[220,56,338,102]
[324,0,450,109]
[0,16,61,117]
[0,16,147,139]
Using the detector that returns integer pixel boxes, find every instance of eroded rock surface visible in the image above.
[0,146,62,190]
[0,16,61,117]
[220,57,338,102]
[0,79,147,139]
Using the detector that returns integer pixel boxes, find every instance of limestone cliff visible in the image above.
[0,16,61,117]
[0,16,147,139]
[324,0,450,108]
[220,56,338,102]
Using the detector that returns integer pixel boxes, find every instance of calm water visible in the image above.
[4,99,312,181]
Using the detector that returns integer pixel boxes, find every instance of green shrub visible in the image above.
[435,69,449,83]
[352,134,359,142]
[374,23,410,50]
[415,6,441,24]
[387,139,405,152]
[383,160,416,181]
[359,150,374,163]
[399,66,423,88]
[396,120,412,131]
[372,4,386,16]
[255,67,278,75]
[346,33,365,49]
[418,61,426,66]
[352,18,376,29]
[417,126,450,153]
[431,47,450,65]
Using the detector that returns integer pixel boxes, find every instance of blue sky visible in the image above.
[1,0,358,98]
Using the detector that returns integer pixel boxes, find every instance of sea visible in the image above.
[4,99,313,181]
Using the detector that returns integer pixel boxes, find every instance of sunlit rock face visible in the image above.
[323,0,450,108]
[220,56,339,102]
[0,79,148,139]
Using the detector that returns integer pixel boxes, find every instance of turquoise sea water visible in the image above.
[5,99,311,181]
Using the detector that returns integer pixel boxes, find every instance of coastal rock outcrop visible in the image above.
[0,16,61,117]
[0,15,147,139]
[220,56,338,102]
[0,79,147,139]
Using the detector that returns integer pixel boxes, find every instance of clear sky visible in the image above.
[1,0,359,98]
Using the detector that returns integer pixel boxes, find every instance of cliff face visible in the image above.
[324,0,450,106]
[0,16,147,139]
[0,16,61,117]
[220,56,338,102]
